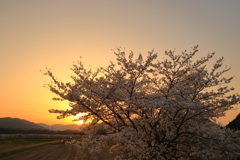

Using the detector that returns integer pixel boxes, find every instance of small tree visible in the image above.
[44,46,240,159]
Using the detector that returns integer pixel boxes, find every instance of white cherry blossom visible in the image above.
[44,46,240,159]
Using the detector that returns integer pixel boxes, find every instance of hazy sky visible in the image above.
[1,0,240,125]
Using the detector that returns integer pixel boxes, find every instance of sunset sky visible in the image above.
[1,0,240,126]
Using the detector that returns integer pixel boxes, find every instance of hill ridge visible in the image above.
[0,117,80,131]
[0,117,45,130]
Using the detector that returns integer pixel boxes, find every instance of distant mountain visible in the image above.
[38,123,80,131]
[0,117,82,131]
[0,117,107,135]
[226,113,240,130]
[0,117,46,130]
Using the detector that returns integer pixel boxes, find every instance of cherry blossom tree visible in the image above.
[44,46,240,159]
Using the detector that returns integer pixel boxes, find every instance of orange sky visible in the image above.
[0,1,240,126]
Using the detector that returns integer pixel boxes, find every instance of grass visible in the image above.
[0,139,125,159]
[0,139,64,158]
[0,145,38,158]
[0,139,58,145]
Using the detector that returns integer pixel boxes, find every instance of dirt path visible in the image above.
[0,143,122,160]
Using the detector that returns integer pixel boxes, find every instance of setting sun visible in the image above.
[78,120,84,125]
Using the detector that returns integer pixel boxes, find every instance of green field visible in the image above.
[0,139,59,145]
[0,138,125,159]
[0,138,65,158]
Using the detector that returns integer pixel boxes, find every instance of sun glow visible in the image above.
[78,120,84,125]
